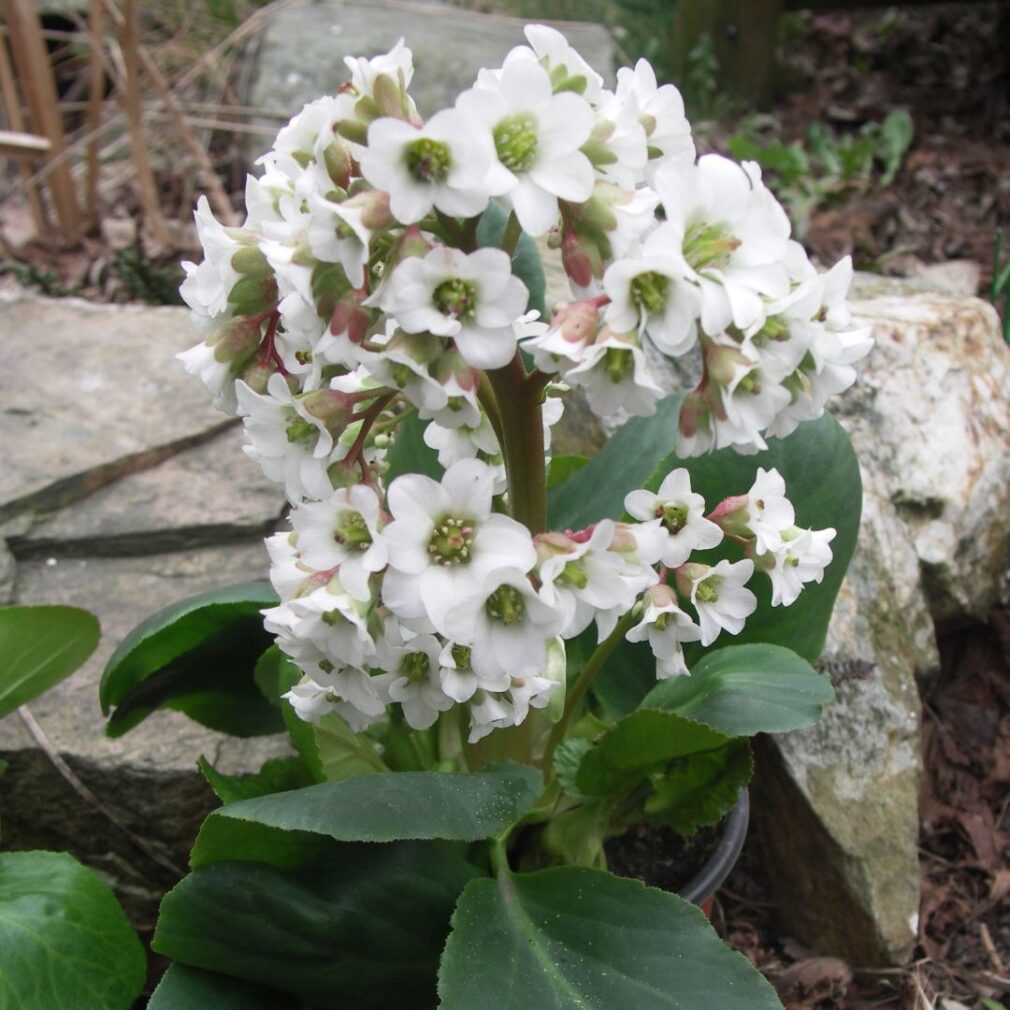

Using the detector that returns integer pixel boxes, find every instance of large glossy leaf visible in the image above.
[196,764,543,844]
[0,851,146,1010]
[0,605,99,719]
[548,392,685,531]
[148,964,305,1010]
[438,866,783,1010]
[643,643,834,737]
[155,841,482,1009]
[100,581,281,738]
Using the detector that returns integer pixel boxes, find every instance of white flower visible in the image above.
[682,559,757,647]
[536,521,642,639]
[468,690,517,743]
[457,57,595,235]
[264,584,376,670]
[423,413,500,468]
[289,484,387,602]
[586,96,648,189]
[380,459,536,633]
[266,529,313,599]
[236,373,342,502]
[614,59,693,171]
[626,583,702,679]
[763,526,836,607]
[180,197,253,329]
[603,223,701,357]
[745,467,795,555]
[653,154,793,337]
[373,246,528,369]
[522,24,605,104]
[438,640,509,703]
[383,632,454,730]
[261,95,355,183]
[305,191,373,289]
[564,328,663,418]
[439,568,564,680]
[358,326,452,415]
[345,39,414,103]
[359,109,491,224]
[625,468,723,567]
[283,662,388,733]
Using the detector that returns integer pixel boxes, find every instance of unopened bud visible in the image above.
[707,495,751,539]
[678,389,710,439]
[301,387,354,430]
[240,359,275,394]
[321,137,353,190]
[549,299,601,346]
[705,341,752,388]
[561,231,601,288]
[227,273,277,318]
[372,72,411,120]
[212,317,262,365]
[345,188,394,231]
[335,118,368,145]
[230,245,269,277]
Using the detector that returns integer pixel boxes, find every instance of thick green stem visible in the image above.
[487,353,547,535]
[541,608,640,779]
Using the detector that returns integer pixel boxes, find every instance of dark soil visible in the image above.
[713,608,1010,1010]
[606,819,722,893]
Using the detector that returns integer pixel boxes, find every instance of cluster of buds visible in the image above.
[177,27,855,742]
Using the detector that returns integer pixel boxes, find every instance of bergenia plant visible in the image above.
[103,26,870,1009]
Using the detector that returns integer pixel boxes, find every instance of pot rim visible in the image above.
[676,789,750,906]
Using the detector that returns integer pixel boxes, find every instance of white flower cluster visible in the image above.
[177,28,851,743]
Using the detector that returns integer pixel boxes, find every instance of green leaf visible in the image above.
[155,841,482,1009]
[199,754,315,804]
[438,866,783,1010]
[576,709,732,797]
[190,815,331,872]
[196,764,543,845]
[0,850,146,1010]
[477,202,546,318]
[313,712,389,781]
[643,643,834,737]
[548,392,685,531]
[148,964,304,1010]
[0,605,99,719]
[385,412,443,484]
[644,739,753,835]
[546,454,589,490]
[253,646,325,781]
[100,581,282,738]
[878,108,914,187]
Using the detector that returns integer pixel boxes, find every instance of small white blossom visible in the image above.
[625,468,723,567]
[762,526,836,606]
[626,583,702,679]
[682,559,757,647]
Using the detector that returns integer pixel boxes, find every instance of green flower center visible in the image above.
[658,503,688,533]
[653,611,669,631]
[631,271,669,315]
[557,561,588,589]
[390,361,414,389]
[404,137,451,183]
[433,278,477,320]
[485,584,526,625]
[334,510,372,551]
[428,516,475,566]
[695,577,720,604]
[451,644,472,669]
[683,222,741,271]
[493,114,539,173]
[604,346,633,384]
[285,414,319,446]
[399,651,431,682]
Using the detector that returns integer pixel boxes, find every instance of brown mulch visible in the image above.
[772,3,1010,287]
[714,609,1010,1010]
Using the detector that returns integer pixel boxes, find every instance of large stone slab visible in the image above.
[0,543,291,919]
[242,0,615,160]
[8,424,286,558]
[0,293,227,521]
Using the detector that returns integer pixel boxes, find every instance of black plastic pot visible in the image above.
[677,790,750,912]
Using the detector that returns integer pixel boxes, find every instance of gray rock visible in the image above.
[9,425,286,558]
[242,0,615,161]
[0,544,291,921]
[0,293,230,522]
